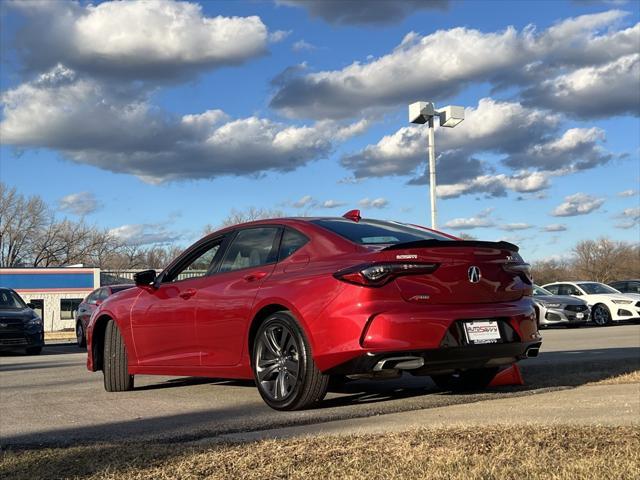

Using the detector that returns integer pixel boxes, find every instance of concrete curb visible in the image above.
[45,331,76,341]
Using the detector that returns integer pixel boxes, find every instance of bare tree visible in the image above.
[531,258,575,286]
[203,206,287,233]
[572,238,640,283]
[0,184,49,267]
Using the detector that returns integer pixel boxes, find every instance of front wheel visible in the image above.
[431,367,499,392]
[76,321,86,348]
[103,319,134,392]
[592,304,611,326]
[252,312,329,411]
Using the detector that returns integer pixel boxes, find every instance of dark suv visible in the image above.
[0,287,44,355]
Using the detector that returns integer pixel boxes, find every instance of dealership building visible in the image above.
[0,268,100,332]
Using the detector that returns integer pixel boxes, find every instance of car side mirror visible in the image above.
[95,299,103,306]
[134,269,157,287]
[27,303,35,309]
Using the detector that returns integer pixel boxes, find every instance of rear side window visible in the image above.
[545,285,560,295]
[279,228,309,260]
[219,227,280,273]
[311,219,451,245]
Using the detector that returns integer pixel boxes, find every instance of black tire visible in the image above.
[431,367,499,392]
[592,304,611,326]
[103,319,134,392]
[76,321,86,348]
[252,311,329,411]
[25,346,42,355]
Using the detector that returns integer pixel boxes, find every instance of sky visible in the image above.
[0,0,639,261]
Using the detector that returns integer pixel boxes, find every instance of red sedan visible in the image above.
[86,211,540,410]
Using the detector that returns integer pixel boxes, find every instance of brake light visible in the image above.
[334,262,439,287]
[503,260,533,284]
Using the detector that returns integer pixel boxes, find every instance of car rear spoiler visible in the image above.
[382,239,519,252]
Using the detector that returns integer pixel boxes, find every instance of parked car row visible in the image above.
[533,280,640,328]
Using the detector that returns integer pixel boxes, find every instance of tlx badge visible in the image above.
[468,266,481,283]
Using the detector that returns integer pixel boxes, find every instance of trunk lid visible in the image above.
[376,240,525,304]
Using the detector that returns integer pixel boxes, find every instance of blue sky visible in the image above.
[1,0,638,261]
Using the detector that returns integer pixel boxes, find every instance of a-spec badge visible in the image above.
[396,254,418,260]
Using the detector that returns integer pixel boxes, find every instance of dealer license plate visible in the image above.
[464,320,501,344]
[576,313,584,319]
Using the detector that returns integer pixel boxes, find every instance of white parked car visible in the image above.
[542,281,640,326]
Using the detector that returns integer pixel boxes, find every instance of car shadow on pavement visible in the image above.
[133,377,256,391]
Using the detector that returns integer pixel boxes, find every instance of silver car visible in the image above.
[533,285,590,328]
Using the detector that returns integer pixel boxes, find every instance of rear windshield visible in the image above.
[311,219,451,245]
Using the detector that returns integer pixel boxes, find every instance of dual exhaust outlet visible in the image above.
[373,345,540,372]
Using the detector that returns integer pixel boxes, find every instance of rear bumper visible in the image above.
[311,296,539,372]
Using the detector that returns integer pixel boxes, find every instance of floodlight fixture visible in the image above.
[439,105,465,127]
[408,101,465,229]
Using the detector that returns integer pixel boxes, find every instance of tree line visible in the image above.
[1,183,638,282]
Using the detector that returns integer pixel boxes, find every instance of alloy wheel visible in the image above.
[255,324,300,401]
[592,305,609,326]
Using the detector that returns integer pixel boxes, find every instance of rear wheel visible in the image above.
[252,312,329,411]
[76,321,86,348]
[592,304,611,326]
[431,367,499,392]
[103,319,134,392]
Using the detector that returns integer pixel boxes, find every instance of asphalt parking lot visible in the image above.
[1,324,639,448]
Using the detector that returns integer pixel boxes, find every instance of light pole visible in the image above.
[409,102,464,229]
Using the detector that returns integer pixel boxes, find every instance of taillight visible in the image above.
[503,260,533,285]
[334,262,439,287]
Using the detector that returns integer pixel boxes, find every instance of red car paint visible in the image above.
[87,216,540,381]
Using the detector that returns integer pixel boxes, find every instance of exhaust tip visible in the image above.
[525,347,540,358]
[373,356,424,371]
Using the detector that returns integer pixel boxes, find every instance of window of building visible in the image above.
[60,299,83,320]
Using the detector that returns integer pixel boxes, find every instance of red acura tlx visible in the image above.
[86,210,541,410]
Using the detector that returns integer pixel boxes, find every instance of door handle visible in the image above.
[243,272,268,282]
[179,288,197,299]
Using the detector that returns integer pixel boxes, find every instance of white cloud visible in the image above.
[444,216,494,230]
[292,195,314,208]
[542,224,567,232]
[269,30,292,43]
[523,53,640,118]
[341,98,612,198]
[58,191,100,216]
[320,200,346,208]
[358,197,388,209]
[618,189,638,197]
[10,0,268,80]
[0,66,368,182]
[552,193,605,217]
[499,223,532,231]
[614,206,640,229]
[270,11,639,119]
[108,223,180,246]
[292,40,316,52]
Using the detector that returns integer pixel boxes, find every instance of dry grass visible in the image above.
[589,369,640,385]
[2,426,639,480]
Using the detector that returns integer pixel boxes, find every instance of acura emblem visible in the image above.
[468,266,481,283]
[0,323,7,328]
